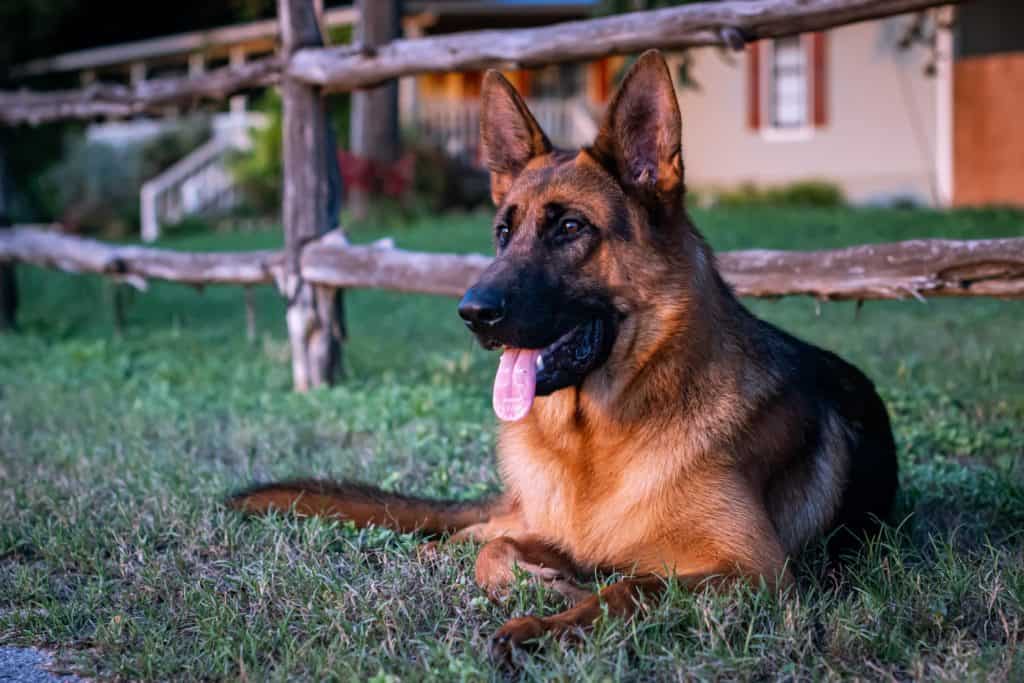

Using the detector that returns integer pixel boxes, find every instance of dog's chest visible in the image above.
[498,424,666,567]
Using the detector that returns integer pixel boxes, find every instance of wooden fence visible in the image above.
[2,0,1023,391]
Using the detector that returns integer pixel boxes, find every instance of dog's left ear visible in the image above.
[592,50,683,204]
[480,70,552,205]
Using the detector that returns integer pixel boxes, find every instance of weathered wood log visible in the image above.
[0,57,281,126]
[0,225,280,287]
[0,146,16,331]
[244,286,257,342]
[279,0,345,392]
[0,262,16,331]
[348,0,401,220]
[300,235,1024,301]
[301,239,491,297]
[1,0,961,124]
[718,238,1024,300]
[3,226,1023,302]
[289,0,958,91]
[110,282,127,337]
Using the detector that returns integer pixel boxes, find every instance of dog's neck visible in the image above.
[610,224,737,421]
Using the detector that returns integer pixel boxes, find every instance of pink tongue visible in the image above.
[492,348,540,422]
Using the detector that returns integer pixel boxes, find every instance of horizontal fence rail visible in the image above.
[0,58,281,126]
[289,0,955,91]
[1,0,956,125]
[0,225,279,289]
[4,226,1023,301]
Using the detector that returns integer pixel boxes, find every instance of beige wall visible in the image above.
[676,17,941,206]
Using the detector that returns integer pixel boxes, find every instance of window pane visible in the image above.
[771,36,808,128]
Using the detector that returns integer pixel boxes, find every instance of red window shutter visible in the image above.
[809,32,828,127]
[594,58,611,103]
[508,70,531,97]
[746,42,761,130]
[745,43,761,131]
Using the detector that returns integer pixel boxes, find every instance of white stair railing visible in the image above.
[140,114,266,243]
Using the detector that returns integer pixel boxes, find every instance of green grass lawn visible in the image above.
[2,206,1023,680]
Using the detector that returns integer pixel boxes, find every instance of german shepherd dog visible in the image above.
[230,50,898,656]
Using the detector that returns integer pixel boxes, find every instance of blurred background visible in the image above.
[2,0,1021,241]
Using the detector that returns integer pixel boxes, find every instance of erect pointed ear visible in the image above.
[480,70,552,205]
[592,50,684,204]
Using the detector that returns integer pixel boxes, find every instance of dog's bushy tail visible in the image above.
[226,479,499,535]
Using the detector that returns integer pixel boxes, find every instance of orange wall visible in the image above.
[954,52,1024,207]
[415,58,620,103]
[416,69,527,100]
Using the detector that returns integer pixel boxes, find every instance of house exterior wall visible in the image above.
[952,0,1024,208]
[676,17,941,206]
[953,52,1024,207]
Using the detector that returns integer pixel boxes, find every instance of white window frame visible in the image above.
[760,34,816,142]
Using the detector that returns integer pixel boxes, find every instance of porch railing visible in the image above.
[413,96,598,163]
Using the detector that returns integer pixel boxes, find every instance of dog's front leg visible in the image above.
[474,535,591,604]
[487,563,773,660]
[415,508,529,559]
[489,504,792,658]
[488,573,666,660]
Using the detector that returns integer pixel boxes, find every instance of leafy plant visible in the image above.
[228,90,350,218]
[228,91,284,216]
[36,118,211,237]
[40,135,143,236]
[714,180,846,208]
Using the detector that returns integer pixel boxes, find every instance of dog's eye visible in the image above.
[496,224,511,248]
[558,218,584,239]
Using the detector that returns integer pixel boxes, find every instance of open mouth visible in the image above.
[492,318,610,422]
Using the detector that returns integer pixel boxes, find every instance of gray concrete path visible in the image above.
[0,647,81,682]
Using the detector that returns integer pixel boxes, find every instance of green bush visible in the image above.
[228,92,284,216]
[40,135,143,236]
[0,124,74,223]
[715,180,845,208]
[229,90,350,218]
[38,118,211,237]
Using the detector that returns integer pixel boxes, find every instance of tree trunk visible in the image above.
[349,0,401,220]
[279,0,345,391]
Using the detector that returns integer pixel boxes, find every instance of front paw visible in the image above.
[489,615,547,662]
[415,540,441,561]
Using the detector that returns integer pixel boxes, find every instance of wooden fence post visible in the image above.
[278,0,345,391]
[0,144,18,332]
[349,0,401,220]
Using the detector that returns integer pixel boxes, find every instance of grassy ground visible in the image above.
[2,206,1023,681]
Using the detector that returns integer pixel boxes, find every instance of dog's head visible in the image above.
[459,50,695,420]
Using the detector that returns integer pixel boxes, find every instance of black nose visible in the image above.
[458,287,506,329]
